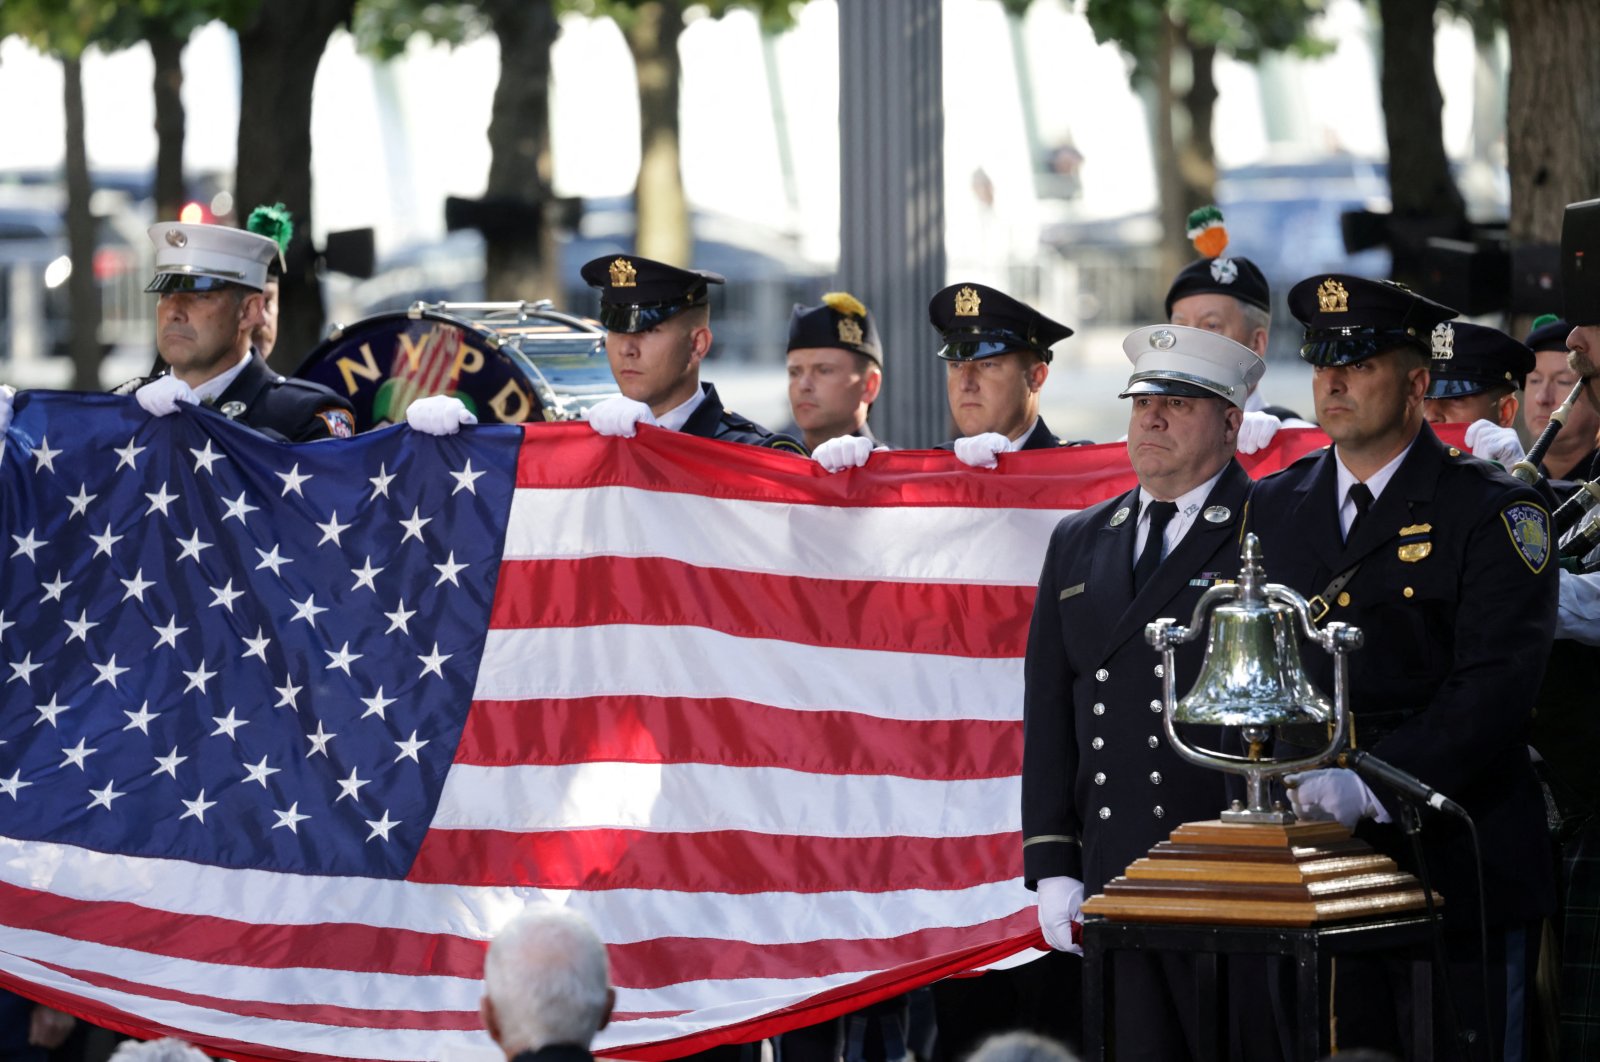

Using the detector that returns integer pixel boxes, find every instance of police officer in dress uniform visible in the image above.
[785,292,890,469]
[1419,320,1540,469]
[577,255,806,451]
[1248,274,1557,1062]
[1023,325,1263,1059]
[928,282,1080,467]
[115,222,355,442]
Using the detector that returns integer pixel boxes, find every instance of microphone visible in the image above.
[1337,749,1467,818]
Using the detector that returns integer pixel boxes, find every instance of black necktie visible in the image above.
[1133,501,1179,593]
[1345,483,1374,543]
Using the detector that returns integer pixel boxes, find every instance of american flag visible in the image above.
[0,392,1329,1062]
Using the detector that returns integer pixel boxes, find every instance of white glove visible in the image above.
[0,385,13,433]
[812,435,874,473]
[406,395,477,436]
[135,375,199,417]
[585,396,659,438]
[1236,411,1282,455]
[953,432,1009,469]
[1284,768,1391,829]
[1464,420,1525,466]
[1036,875,1085,955]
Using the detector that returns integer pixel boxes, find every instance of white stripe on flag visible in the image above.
[473,625,1022,717]
[503,487,1069,585]
[433,762,1022,836]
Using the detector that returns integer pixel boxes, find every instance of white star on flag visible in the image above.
[66,484,96,518]
[178,789,216,823]
[32,436,61,472]
[152,747,187,779]
[31,694,67,726]
[122,701,158,733]
[222,492,259,525]
[113,437,146,471]
[364,810,401,842]
[276,463,312,496]
[190,441,223,474]
[10,529,45,561]
[87,781,124,811]
[91,656,130,688]
[145,483,179,517]
[210,708,248,740]
[450,460,485,495]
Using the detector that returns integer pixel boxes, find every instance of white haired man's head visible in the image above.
[108,1039,212,1062]
[481,904,614,1058]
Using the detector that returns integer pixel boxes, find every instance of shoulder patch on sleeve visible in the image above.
[1501,501,1551,573]
[316,407,355,439]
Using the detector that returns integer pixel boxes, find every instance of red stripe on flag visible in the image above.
[409,828,1023,892]
[487,557,1033,657]
[515,423,1140,507]
[456,696,1022,779]
[607,911,1038,989]
[611,929,1046,1062]
[0,967,352,1062]
[28,957,482,1032]
[0,880,485,979]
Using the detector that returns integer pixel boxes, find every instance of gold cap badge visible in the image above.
[608,258,637,288]
[837,317,864,346]
[954,286,981,317]
[1317,278,1349,313]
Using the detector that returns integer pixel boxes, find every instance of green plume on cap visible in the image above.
[1532,313,1561,330]
[246,202,294,256]
[1185,205,1224,238]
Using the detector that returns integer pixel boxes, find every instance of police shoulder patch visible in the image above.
[1500,501,1551,573]
[316,407,355,439]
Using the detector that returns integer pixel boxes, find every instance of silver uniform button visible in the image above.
[1093,702,1106,715]
[1147,735,1159,748]
[1094,772,1106,785]
[1095,668,1109,682]
[1150,699,1162,712]
[1153,664,1164,678]
[1099,807,1111,820]
[1092,737,1105,750]
[1153,806,1165,818]
[1150,771,1162,785]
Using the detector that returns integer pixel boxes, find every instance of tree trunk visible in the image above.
[625,1,691,266]
[235,0,356,371]
[482,0,559,302]
[150,29,186,223]
[1154,12,1186,287]
[1154,18,1221,288]
[1376,0,1468,285]
[1178,39,1218,218]
[63,55,102,392]
[1506,0,1600,250]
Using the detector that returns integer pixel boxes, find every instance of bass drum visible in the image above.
[292,303,616,433]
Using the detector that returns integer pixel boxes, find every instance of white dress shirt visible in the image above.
[654,385,709,433]
[1333,437,1417,538]
[1133,465,1228,562]
[191,349,254,404]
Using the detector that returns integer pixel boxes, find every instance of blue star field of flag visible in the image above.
[0,393,521,879]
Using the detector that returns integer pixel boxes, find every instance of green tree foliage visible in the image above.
[1076,0,1330,282]
[562,0,810,265]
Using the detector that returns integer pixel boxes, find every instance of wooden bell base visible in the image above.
[1079,818,1439,927]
